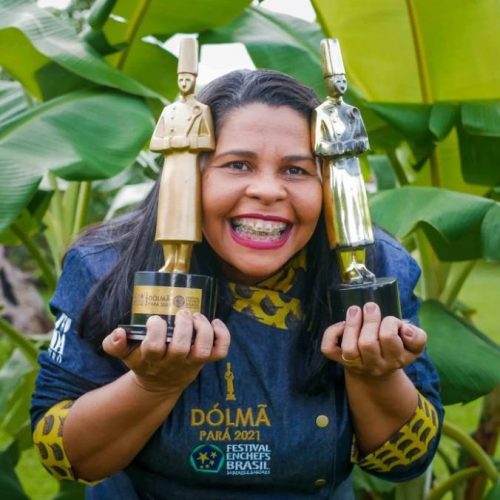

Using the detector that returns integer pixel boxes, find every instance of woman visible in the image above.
[31,70,443,499]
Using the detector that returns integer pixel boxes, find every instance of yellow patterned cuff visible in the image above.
[33,400,100,485]
[352,392,439,473]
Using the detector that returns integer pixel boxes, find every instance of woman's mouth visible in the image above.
[229,216,292,249]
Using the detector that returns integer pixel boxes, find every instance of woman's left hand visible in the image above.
[321,302,427,378]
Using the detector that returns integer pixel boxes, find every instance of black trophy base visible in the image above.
[328,277,401,324]
[120,271,216,342]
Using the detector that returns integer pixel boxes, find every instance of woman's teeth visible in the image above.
[231,218,288,241]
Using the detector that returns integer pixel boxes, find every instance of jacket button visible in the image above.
[316,415,329,428]
[314,479,327,487]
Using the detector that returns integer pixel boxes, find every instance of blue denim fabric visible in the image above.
[31,230,443,499]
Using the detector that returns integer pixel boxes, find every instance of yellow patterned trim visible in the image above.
[33,400,75,481]
[228,284,303,330]
[33,400,100,484]
[257,250,306,293]
[226,250,305,330]
[352,392,439,473]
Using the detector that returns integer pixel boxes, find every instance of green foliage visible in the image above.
[52,481,85,500]
[421,300,500,405]
[0,345,37,500]
[370,187,500,262]
[102,0,251,38]
[0,81,28,124]
[311,0,500,193]
[485,479,500,500]
[310,0,500,103]
[0,441,30,500]
[0,0,156,100]
[458,102,500,186]
[98,0,251,98]
[0,90,154,233]
[0,0,499,497]
[200,6,324,96]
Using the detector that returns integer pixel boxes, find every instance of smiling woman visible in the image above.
[202,103,322,284]
[30,69,443,499]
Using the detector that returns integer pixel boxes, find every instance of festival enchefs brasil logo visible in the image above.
[190,444,225,473]
[190,443,272,475]
[189,362,272,476]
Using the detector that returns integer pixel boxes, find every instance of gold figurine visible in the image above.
[312,39,375,285]
[150,38,215,273]
[224,362,236,401]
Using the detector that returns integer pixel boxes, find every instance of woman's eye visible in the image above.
[285,166,307,176]
[226,161,250,171]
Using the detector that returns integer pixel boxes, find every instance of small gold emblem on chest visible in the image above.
[225,362,236,401]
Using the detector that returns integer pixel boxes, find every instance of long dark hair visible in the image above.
[77,69,371,391]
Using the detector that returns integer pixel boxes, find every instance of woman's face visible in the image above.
[202,103,322,284]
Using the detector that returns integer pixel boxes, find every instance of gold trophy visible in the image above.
[312,38,401,323]
[122,38,216,341]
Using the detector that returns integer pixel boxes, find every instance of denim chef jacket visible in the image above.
[31,229,443,499]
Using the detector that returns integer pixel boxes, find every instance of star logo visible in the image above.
[190,444,224,474]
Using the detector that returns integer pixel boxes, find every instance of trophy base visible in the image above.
[328,277,401,324]
[120,324,149,342]
[120,271,216,342]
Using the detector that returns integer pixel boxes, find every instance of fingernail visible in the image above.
[348,306,359,318]
[212,318,223,328]
[112,329,121,341]
[333,321,345,328]
[193,312,204,320]
[179,309,190,317]
[364,303,377,314]
[403,327,414,338]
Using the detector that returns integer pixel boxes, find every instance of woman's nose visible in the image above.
[245,172,287,204]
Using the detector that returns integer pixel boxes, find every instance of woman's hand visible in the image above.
[103,311,230,395]
[321,302,426,378]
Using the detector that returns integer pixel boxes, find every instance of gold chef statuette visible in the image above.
[312,38,401,323]
[121,38,216,341]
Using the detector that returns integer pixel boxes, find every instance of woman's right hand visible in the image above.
[102,311,230,396]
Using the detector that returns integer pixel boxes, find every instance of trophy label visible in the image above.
[132,286,203,315]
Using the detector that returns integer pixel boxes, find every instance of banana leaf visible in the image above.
[420,300,500,405]
[54,481,85,500]
[311,0,500,103]
[105,36,179,101]
[0,81,29,126]
[0,89,154,233]
[0,192,53,246]
[370,186,500,261]
[0,0,156,100]
[368,155,397,191]
[457,101,500,186]
[102,0,251,44]
[200,6,324,96]
[100,0,251,98]
[485,480,500,500]
[311,0,500,186]
[0,350,36,437]
[0,441,29,500]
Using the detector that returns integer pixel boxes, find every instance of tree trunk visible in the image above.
[465,385,500,498]
[0,245,53,335]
